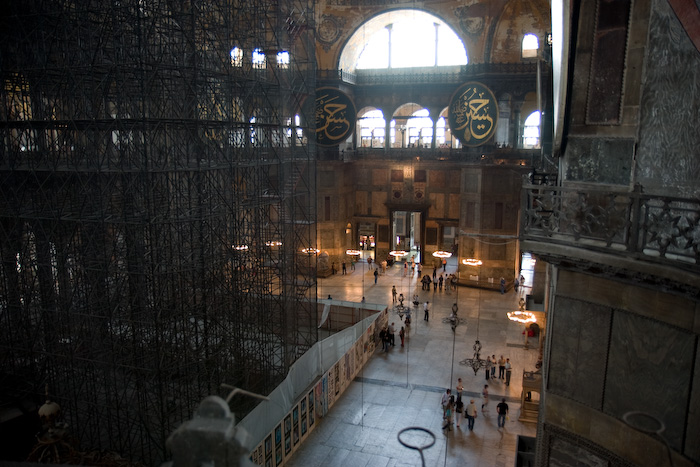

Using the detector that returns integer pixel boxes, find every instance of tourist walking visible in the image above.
[481,384,489,413]
[440,388,451,417]
[497,398,509,428]
[455,393,463,427]
[465,399,478,431]
[423,301,430,321]
[443,396,454,431]
[505,358,512,386]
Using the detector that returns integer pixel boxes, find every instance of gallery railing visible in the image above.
[317,63,539,86]
[520,185,700,273]
[340,147,540,164]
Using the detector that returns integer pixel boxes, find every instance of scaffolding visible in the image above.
[0,0,317,464]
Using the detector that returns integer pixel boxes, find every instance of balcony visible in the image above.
[317,63,539,86]
[320,146,541,165]
[520,185,700,294]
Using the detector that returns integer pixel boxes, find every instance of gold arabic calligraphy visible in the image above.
[316,93,352,144]
[451,86,495,143]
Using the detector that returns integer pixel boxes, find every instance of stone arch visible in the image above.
[488,0,550,63]
[337,9,468,73]
[356,106,386,148]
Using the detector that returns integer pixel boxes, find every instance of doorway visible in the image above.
[392,210,422,263]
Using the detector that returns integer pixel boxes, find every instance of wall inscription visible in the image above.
[448,81,498,147]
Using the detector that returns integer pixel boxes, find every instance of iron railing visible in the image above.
[521,185,700,272]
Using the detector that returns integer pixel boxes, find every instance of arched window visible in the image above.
[252,48,266,69]
[284,114,303,146]
[406,109,433,148]
[358,109,385,148]
[230,47,243,67]
[277,51,290,69]
[436,117,447,146]
[339,10,468,72]
[522,34,539,59]
[523,111,540,148]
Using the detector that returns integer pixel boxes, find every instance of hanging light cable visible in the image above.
[459,289,488,375]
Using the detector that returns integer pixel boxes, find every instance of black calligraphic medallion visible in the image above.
[448,82,498,147]
[315,87,356,147]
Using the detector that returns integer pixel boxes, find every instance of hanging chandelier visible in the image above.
[389,250,407,257]
[432,250,452,258]
[461,258,482,266]
[507,310,537,324]
[461,339,489,375]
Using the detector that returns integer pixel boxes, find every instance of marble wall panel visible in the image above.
[585,0,631,125]
[563,137,634,185]
[463,172,478,193]
[448,193,460,219]
[604,311,694,452]
[636,0,700,198]
[371,191,388,216]
[371,168,388,186]
[548,297,611,409]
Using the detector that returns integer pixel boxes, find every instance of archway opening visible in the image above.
[339,10,468,72]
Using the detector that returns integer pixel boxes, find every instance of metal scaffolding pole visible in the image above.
[0,1,317,464]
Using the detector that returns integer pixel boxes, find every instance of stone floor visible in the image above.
[286,255,540,467]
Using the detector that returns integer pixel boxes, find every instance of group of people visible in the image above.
[368,254,517,432]
[420,268,458,292]
[378,322,406,351]
[484,354,513,386]
[441,378,510,431]
[500,274,526,294]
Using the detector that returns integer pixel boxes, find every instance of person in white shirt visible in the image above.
[465,399,478,431]
[440,388,451,417]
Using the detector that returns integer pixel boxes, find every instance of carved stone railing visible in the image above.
[521,185,700,273]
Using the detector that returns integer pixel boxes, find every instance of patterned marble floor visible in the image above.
[287,256,539,467]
